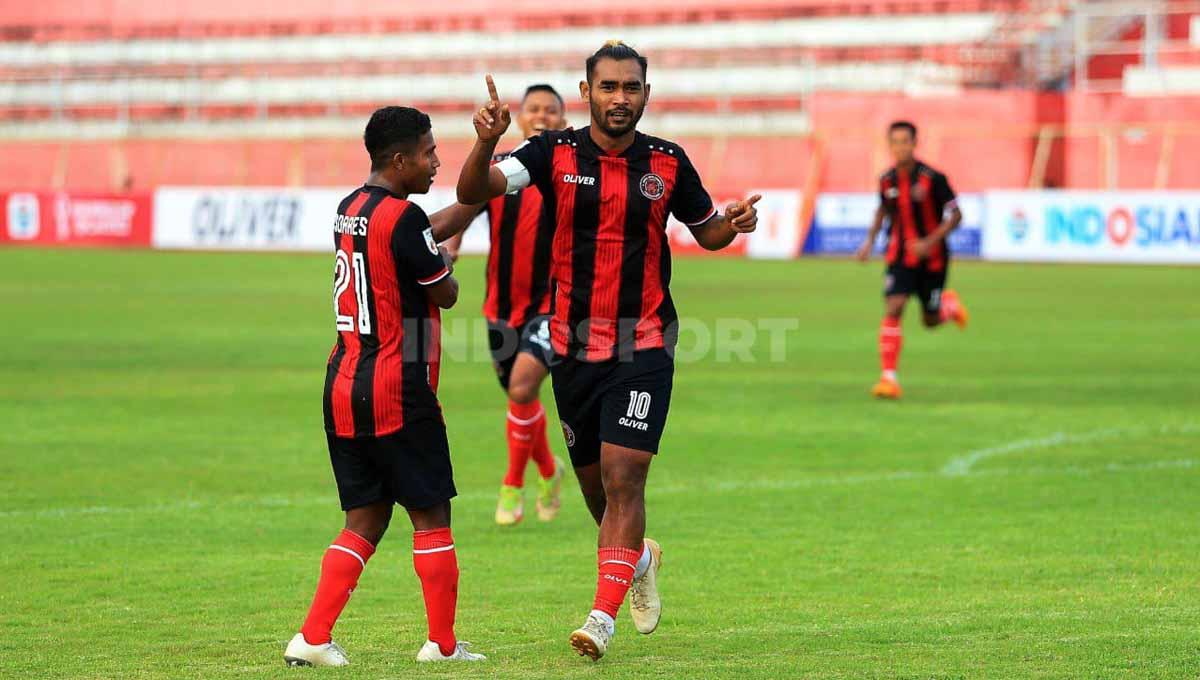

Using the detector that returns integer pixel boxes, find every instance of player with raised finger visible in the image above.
[457,42,761,661]
[445,84,570,528]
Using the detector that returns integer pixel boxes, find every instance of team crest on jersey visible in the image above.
[639,173,665,201]
[561,421,576,448]
[422,228,438,255]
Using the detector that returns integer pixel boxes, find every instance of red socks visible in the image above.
[413,528,459,657]
[879,316,902,378]
[300,527,460,656]
[528,407,556,479]
[300,529,376,645]
[504,399,555,486]
[592,546,641,618]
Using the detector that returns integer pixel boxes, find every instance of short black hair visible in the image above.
[585,40,648,84]
[888,120,917,139]
[364,106,432,171]
[524,83,564,108]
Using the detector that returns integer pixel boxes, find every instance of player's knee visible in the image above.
[506,379,539,405]
[345,518,388,545]
[922,313,941,328]
[344,504,392,545]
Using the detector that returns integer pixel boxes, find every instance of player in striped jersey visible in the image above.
[285,106,486,667]
[856,120,970,400]
[457,43,762,660]
[446,84,569,528]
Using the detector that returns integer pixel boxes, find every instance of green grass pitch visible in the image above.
[1,248,1197,679]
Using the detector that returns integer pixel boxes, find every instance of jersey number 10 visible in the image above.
[334,249,371,334]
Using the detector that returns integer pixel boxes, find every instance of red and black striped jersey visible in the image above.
[323,185,451,439]
[510,127,716,361]
[879,161,957,272]
[482,150,554,329]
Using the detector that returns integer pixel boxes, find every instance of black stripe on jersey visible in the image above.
[567,153,601,355]
[495,193,521,324]
[655,232,678,347]
[334,191,358,248]
[398,281,438,422]
[617,155,652,356]
[348,189,387,437]
[324,189,364,433]
[521,201,555,326]
[323,346,346,432]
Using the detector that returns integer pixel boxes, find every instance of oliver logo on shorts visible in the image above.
[560,421,576,448]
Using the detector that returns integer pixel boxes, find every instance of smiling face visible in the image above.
[518,90,566,138]
[580,57,649,138]
[397,130,440,194]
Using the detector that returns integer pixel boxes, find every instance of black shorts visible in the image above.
[326,418,457,511]
[884,264,948,314]
[487,315,556,390]
[550,349,674,467]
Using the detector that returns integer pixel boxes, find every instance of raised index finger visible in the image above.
[485,74,499,103]
[745,194,763,206]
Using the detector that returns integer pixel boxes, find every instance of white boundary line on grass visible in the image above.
[940,423,1199,477]
[3,455,1197,520]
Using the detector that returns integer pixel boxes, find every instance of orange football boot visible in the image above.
[871,378,902,400]
[942,289,969,329]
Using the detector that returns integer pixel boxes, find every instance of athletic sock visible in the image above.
[503,399,543,487]
[528,406,557,480]
[633,542,652,580]
[879,316,902,380]
[413,528,459,657]
[592,546,640,620]
[300,529,376,645]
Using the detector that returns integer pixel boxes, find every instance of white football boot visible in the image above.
[569,613,613,661]
[629,538,663,634]
[415,640,487,662]
[284,633,350,667]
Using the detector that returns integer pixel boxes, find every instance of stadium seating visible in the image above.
[1,0,1198,192]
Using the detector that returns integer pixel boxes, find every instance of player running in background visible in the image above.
[856,120,969,400]
[444,84,569,527]
[457,42,761,661]
[284,106,485,667]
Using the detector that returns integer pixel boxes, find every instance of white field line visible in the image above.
[2,454,1196,521]
[940,423,1199,477]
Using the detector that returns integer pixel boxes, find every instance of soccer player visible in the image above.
[445,84,569,527]
[856,120,970,400]
[284,106,486,667]
[456,43,761,660]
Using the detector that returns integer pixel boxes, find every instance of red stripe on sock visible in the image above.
[592,546,640,618]
[528,409,556,479]
[413,528,458,656]
[299,529,376,645]
[503,399,543,487]
[880,316,902,374]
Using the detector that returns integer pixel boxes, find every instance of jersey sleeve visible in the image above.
[668,148,717,227]
[878,176,894,215]
[508,132,555,190]
[391,204,450,286]
[933,171,957,216]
